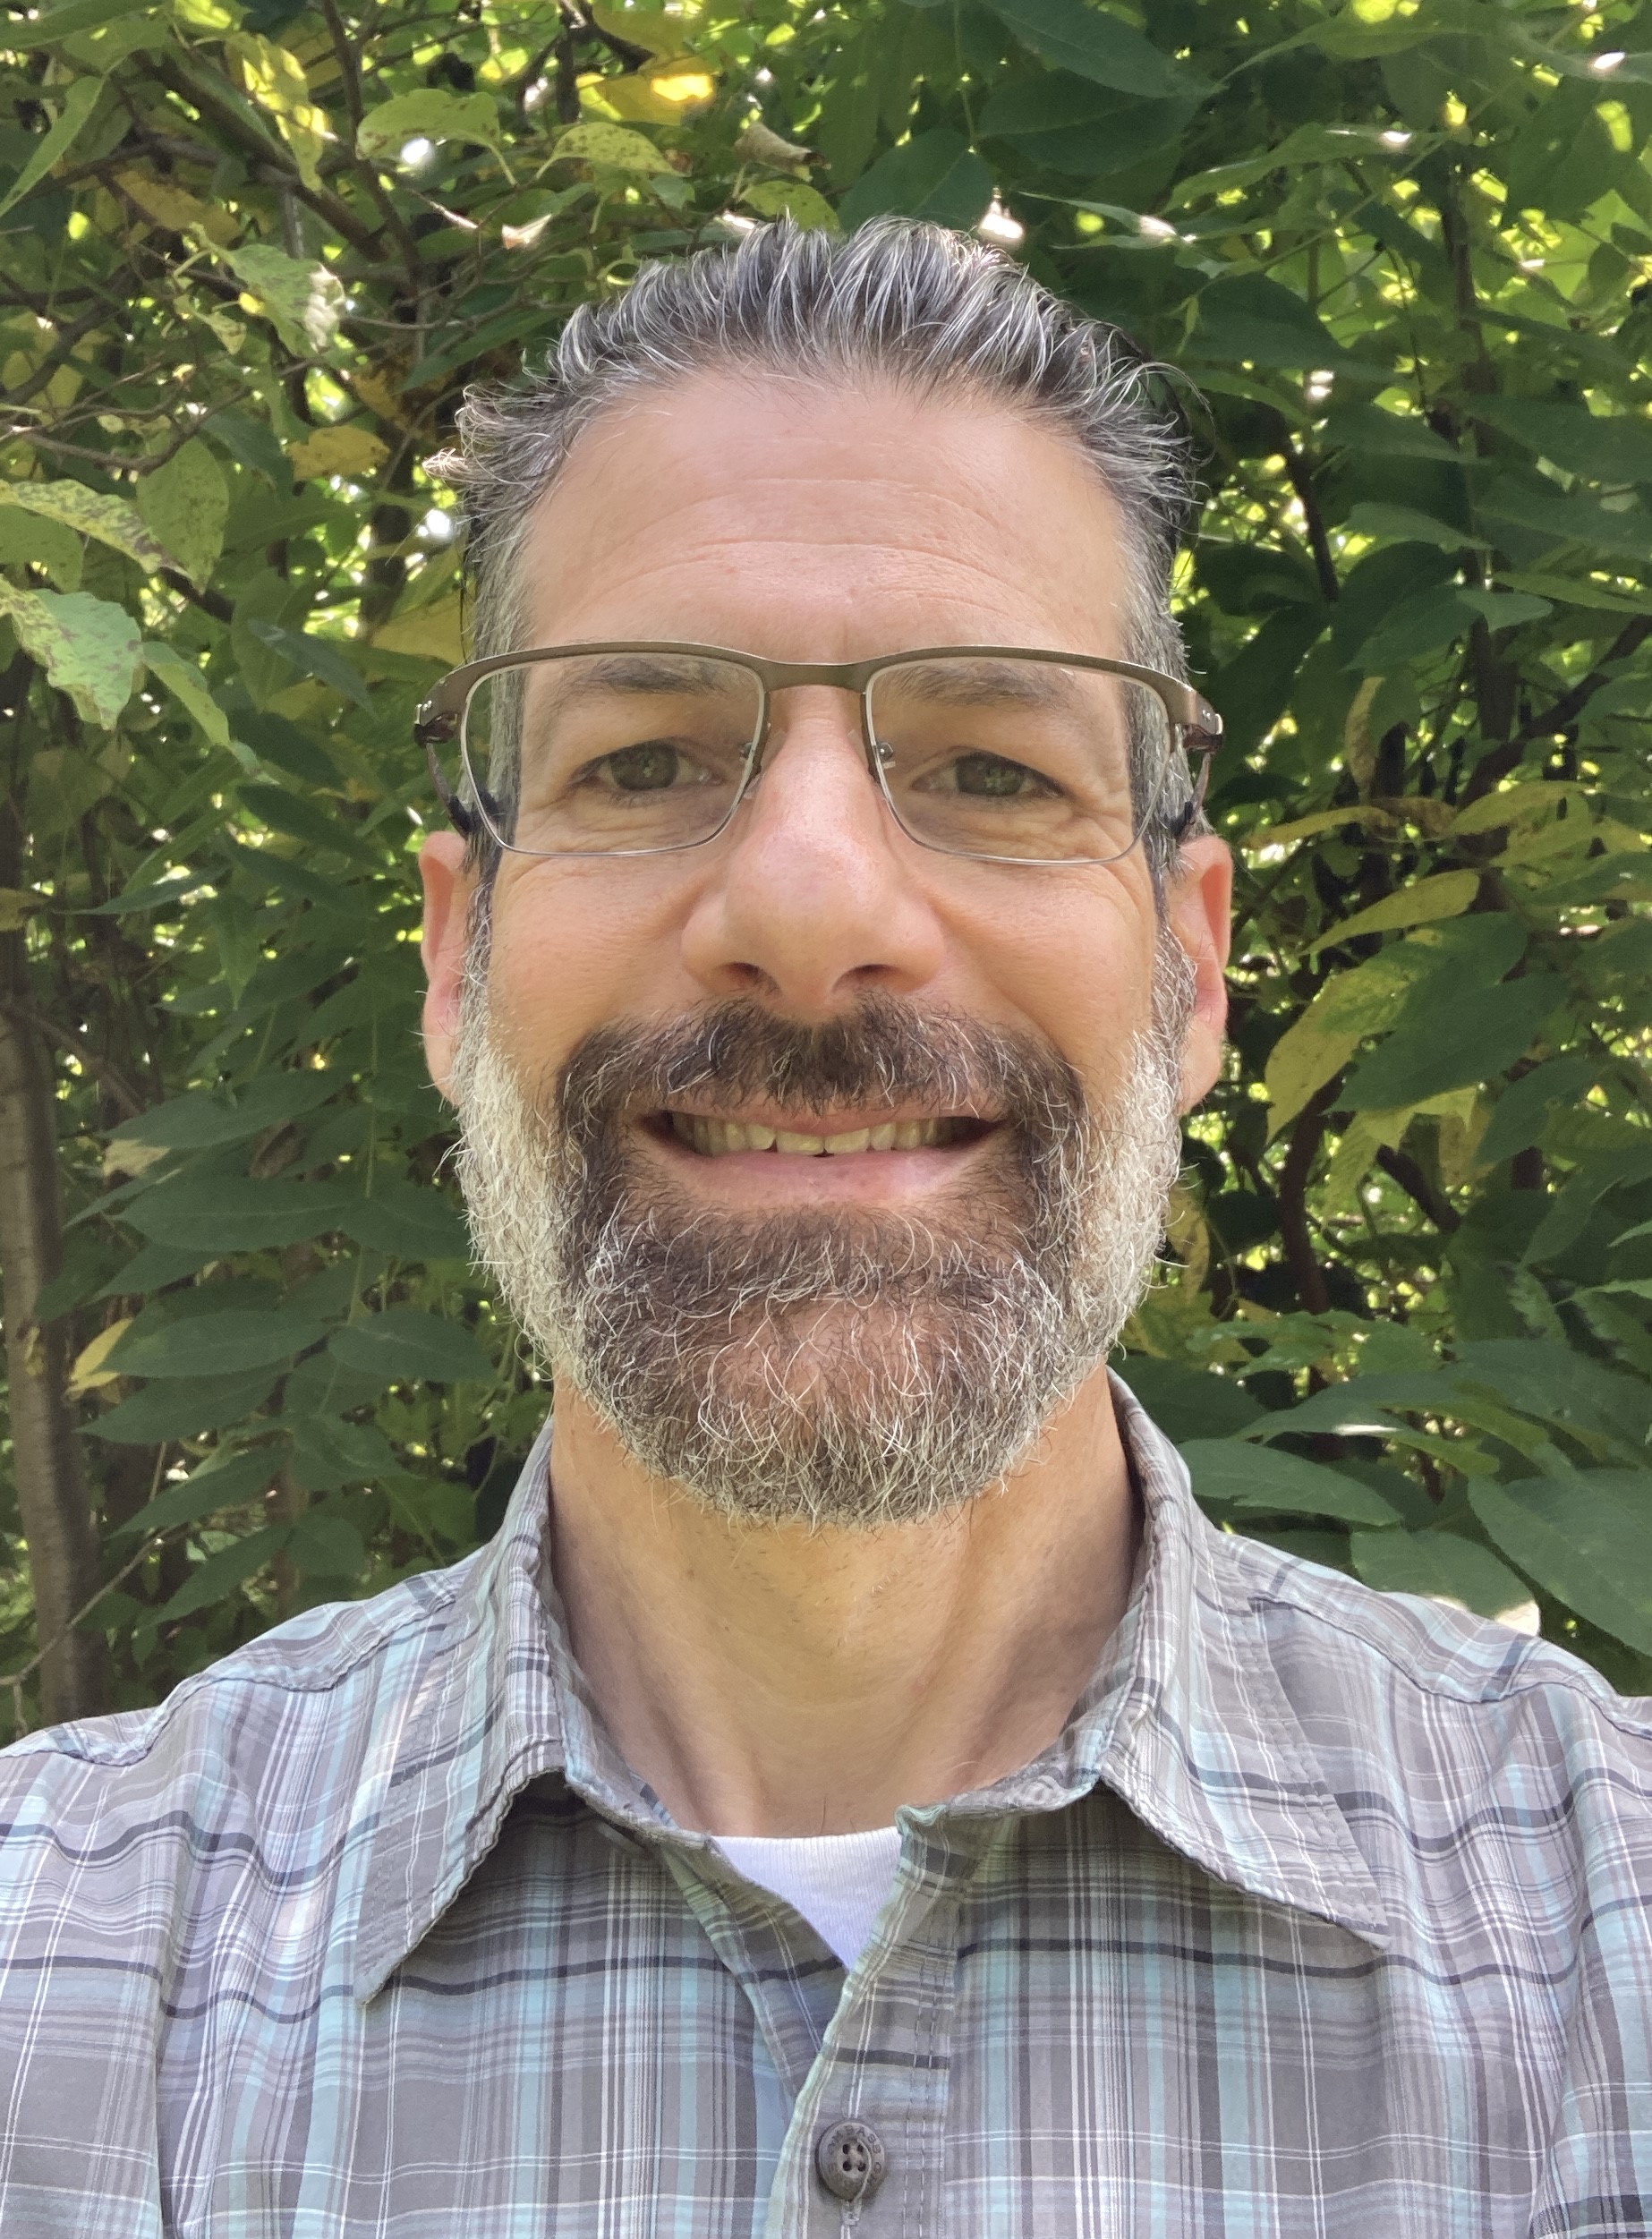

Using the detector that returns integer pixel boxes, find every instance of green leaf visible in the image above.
[134,442,229,590]
[982,0,1208,98]
[154,1524,292,1622]
[4,0,151,44]
[1345,501,1489,552]
[1186,272,1351,371]
[141,641,232,751]
[112,1083,341,1157]
[1342,974,1567,1111]
[0,75,103,218]
[1180,1438,1402,1525]
[0,583,142,728]
[1470,1474,1652,1655]
[106,1307,327,1379]
[223,243,346,356]
[285,1413,396,1493]
[978,72,1194,176]
[740,180,840,230]
[357,89,503,159]
[328,1307,496,1385]
[0,507,82,589]
[840,129,993,231]
[1116,1358,1265,1440]
[1350,1528,1536,1624]
[122,1177,355,1251]
[552,121,673,174]
[86,1370,281,1443]
[1469,397,1652,489]
[339,1178,471,1260]
[243,620,372,709]
[1477,1056,1601,1169]
[0,478,174,573]
[109,1447,284,1541]
[288,1511,366,1576]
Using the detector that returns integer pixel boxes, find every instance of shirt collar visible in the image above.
[353,1380,1386,2000]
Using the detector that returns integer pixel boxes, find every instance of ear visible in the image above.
[1163,833,1232,1112]
[419,830,474,1102]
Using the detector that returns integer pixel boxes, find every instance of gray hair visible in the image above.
[435,217,1203,876]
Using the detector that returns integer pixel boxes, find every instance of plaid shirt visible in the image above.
[2,1381,1650,2237]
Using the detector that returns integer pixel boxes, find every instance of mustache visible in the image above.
[552,994,1091,1152]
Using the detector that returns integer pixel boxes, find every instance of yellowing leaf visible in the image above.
[0,581,142,728]
[554,120,673,173]
[67,1317,133,1397]
[602,60,716,123]
[230,34,332,190]
[0,477,174,574]
[1449,781,1591,839]
[116,166,238,245]
[346,364,409,428]
[369,593,465,663]
[1308,870,1479,955]
[288,425,390,481]
[1265,948,1424,1136]
[741,178,839,229]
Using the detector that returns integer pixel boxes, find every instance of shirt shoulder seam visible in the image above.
[1248,1562,1652,1736]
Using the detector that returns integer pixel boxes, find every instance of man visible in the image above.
[0,218,1648,2236]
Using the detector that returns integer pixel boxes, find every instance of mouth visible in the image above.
[649,1111,993,1158]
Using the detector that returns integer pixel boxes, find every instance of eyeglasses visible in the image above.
[414,643,1222,868]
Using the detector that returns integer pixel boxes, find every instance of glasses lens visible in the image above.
[866,657,1173,863]
[461,652,764,856]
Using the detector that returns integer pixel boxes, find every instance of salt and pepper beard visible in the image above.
[452,934,1195,1531]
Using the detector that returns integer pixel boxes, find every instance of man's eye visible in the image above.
[600,741,683,792]
[946,753,1052,799]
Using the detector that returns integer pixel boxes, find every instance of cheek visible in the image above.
[936,867,1161,1086]
[483,861,703,1063]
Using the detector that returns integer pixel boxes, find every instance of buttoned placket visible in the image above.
[632,1809,1007,2238]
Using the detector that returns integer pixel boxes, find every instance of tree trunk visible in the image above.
[0,680,106,1725]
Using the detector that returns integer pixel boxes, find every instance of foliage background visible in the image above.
[3,0,1651,1729]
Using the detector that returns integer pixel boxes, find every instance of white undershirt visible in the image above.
[715,1826,902,1969]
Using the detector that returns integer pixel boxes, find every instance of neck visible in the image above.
[545,1368,1138,1836]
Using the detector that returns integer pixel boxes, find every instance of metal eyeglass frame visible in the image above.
[413,642,1224,868]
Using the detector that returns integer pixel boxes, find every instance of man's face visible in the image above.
[422,373,1231,1524]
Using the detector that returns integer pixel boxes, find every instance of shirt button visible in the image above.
[815,2119,888,2204]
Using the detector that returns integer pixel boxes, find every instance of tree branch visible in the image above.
[1375,1144,1460,1232]
[0,997,144,1119]
[1278,1081,1338,1315]
[1282,440,1340,604]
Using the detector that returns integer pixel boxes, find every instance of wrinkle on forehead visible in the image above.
[515,370,1134,665]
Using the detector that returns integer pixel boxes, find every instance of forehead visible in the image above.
[515,370,1135,663]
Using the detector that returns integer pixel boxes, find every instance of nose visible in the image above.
[677,685,948,1017]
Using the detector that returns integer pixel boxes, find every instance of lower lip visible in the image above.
[642,1125,999,1204]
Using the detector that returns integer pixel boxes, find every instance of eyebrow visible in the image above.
[553,654,739,701]
[873,659,1088,713]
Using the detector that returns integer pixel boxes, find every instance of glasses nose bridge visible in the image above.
[749,665,879,781]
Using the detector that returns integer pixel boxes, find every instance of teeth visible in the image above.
[668,1114,967,1154]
